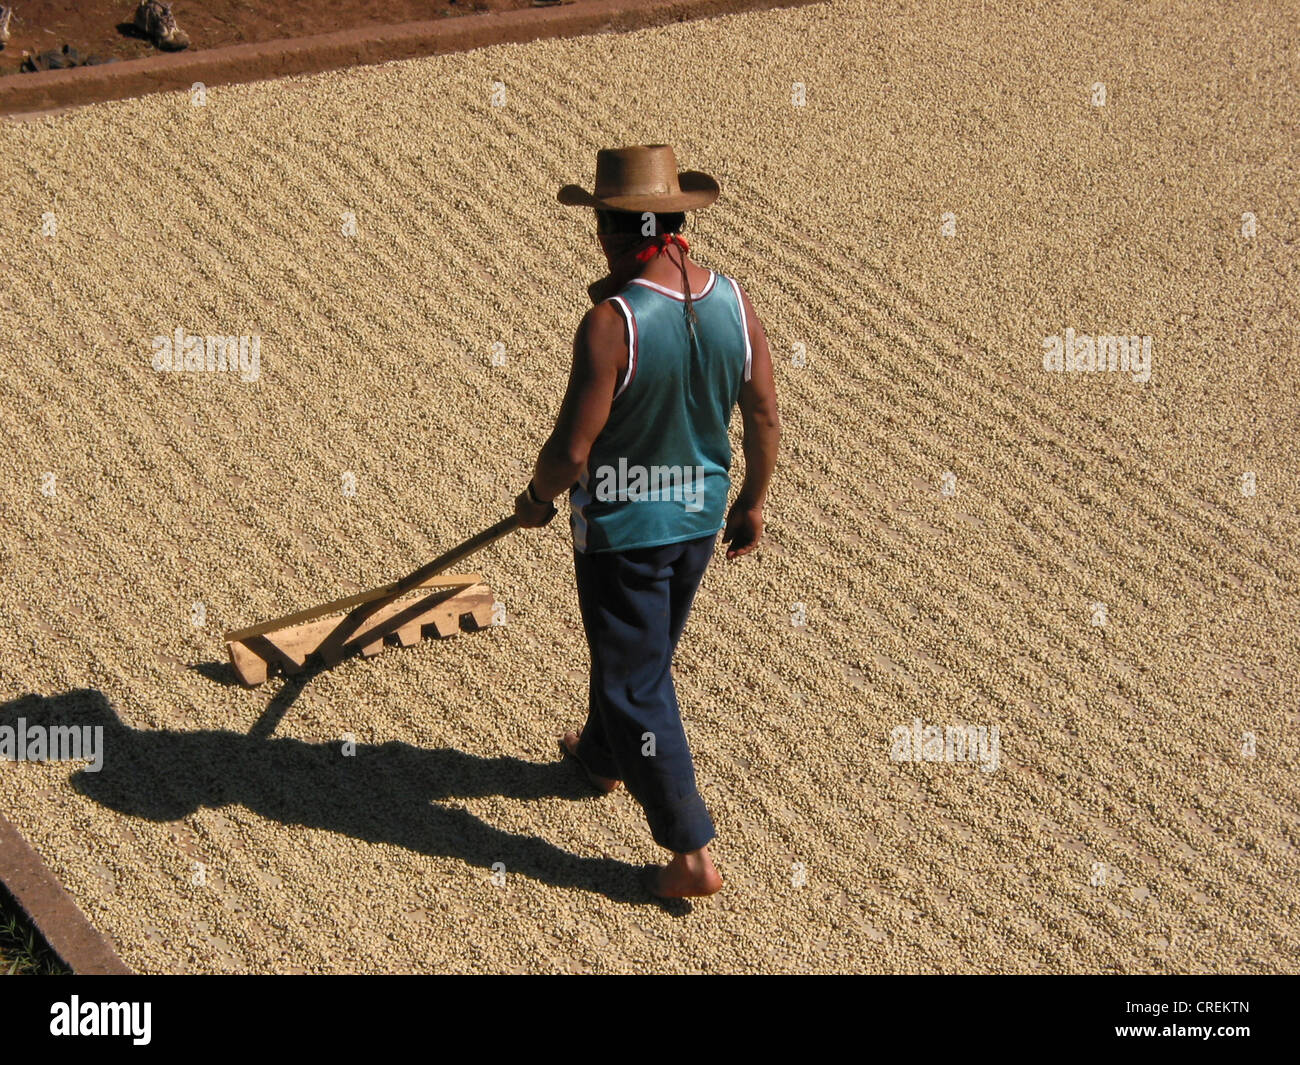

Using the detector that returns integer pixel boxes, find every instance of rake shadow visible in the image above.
[189,652,387,740]
[1,690,689,912]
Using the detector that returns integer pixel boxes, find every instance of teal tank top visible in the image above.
[570,269,752,553]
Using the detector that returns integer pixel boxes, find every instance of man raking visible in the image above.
[513,145,781,899]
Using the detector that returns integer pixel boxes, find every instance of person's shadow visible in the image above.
[2,690,668,906]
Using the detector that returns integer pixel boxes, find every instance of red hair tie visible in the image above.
[633,231,700,344]
[635,232,690,262]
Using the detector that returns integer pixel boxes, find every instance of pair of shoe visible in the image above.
[135,1,189,52]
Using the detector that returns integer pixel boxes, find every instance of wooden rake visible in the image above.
[223,509,550,686]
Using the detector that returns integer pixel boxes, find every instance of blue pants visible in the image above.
[573,533,717,853]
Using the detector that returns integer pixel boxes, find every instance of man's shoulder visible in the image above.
[576,299,629,357]
[585,299,625,329]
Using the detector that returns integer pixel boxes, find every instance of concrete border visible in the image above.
[0,0,823,117]
[0,813,132,974]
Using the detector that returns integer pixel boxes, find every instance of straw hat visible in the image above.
[558,145,720,213]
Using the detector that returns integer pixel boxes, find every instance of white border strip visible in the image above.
[628,271,717,301]
[727,276,753,382]
[609,295,637,400]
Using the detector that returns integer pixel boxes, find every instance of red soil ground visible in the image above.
[0,1,543,74]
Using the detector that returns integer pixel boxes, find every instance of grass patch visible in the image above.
[0,881,69,975]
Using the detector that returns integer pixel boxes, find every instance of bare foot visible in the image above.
[644,846,723,898]
[559,730,621,793]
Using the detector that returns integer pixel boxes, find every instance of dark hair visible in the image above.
[595,209,686,237]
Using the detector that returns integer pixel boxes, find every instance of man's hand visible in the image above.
[514,487,558,529]
[722,499,764,559]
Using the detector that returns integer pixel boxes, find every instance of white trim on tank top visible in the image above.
[627,270,718,301]
[726,276,753,382]
[608,295,637,401]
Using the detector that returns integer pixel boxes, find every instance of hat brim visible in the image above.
[557,171,720,212]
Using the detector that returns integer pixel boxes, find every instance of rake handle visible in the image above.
[389,514,521,599]
[224,506,554,643]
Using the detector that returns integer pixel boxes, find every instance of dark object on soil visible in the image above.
[21,44,81,72]
[134,0,190,51]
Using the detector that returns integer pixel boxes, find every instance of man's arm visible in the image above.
[515,302,625,525]
[723,284,781,558]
